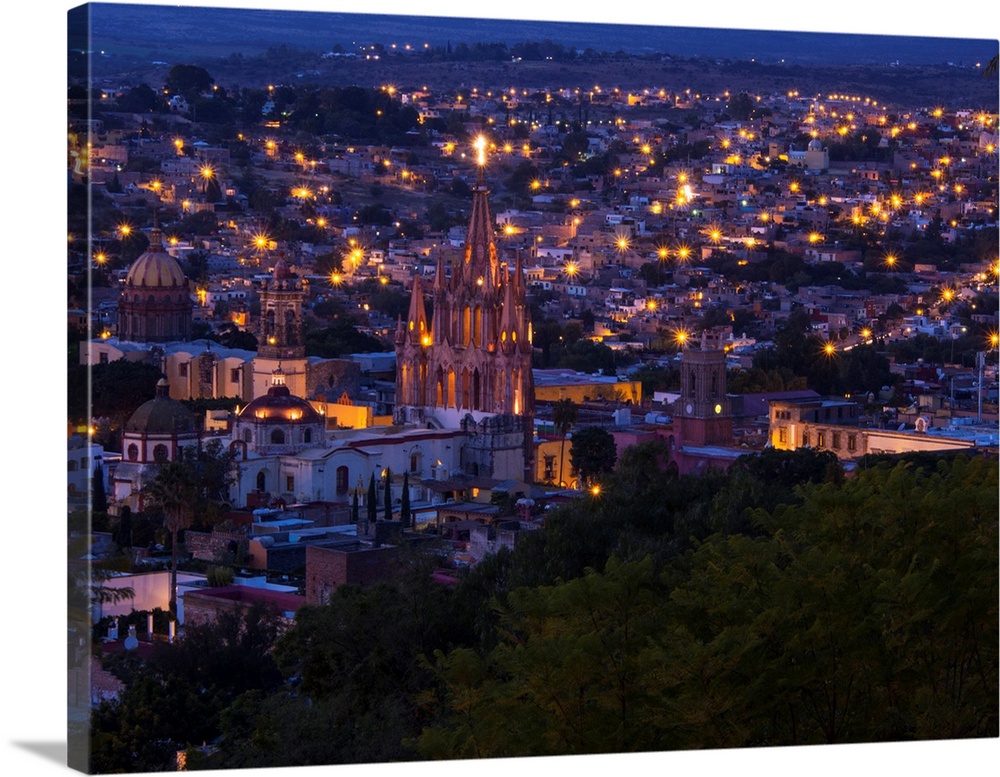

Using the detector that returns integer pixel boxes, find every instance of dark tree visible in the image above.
[727,92,755,120]
[116,83,160,113]
[164,64,214,97]
[367,473,377,523]
[92,462,108,514]
[400,471,411,528]
[569,426,617,486]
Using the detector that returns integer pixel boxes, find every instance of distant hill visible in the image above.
[74,4,998,108]
[82,4,995,66]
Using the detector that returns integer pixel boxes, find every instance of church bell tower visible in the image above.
[673,331,732,446]
[252,255,307,399]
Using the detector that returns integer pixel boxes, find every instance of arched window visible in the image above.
[127,444,139,461]
[270,429,285,445]
[153,444,168,463]
[303,428,312,444]
[336,466,349,494]
[68,461,78,472]
[243,428,252,443]
[256,471,266,492]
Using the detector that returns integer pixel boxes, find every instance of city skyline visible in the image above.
[6,1,999,775]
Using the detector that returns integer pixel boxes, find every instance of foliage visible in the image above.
[304,321,389,358]
[164,64,214,97]
[69,358,163,430]
[400,471,411,528]
[90,604,283,773]
[419,456,998,755]
[367,473,377,523]
[418,556,663,758]
[569,426,617,485]
[753,309,892,395]
[209,557,470,768]
[92,462,108,514]
[143,440,238,613]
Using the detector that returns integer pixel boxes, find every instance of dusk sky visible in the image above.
[2,2,996,776]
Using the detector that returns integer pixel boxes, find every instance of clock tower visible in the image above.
[673,331,732,446]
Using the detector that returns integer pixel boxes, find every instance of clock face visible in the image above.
[685,403,694,414]
[714,404,722,414]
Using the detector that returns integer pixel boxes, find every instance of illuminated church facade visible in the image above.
[394,144,534,481]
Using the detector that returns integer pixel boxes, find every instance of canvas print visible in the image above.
[67,1,998,774]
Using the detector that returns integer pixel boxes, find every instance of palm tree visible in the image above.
[144,458,198,616]
[553,398,578,487]
[142,441,236,616]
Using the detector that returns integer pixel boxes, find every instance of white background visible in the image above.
[3,2,996,775]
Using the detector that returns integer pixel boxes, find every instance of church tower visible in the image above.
[252,255,308,399]
[395,137,534,480]
[673,331,733,446]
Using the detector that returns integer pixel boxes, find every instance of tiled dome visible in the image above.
[125,228,187,288]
